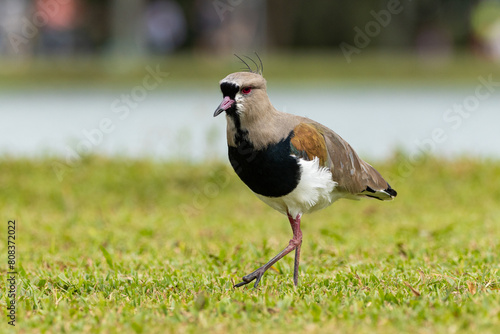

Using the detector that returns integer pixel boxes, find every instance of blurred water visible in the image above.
[1,84,499,162]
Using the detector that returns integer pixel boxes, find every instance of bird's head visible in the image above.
[213,71,268,118]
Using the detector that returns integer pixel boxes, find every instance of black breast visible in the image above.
[228,131,301,197]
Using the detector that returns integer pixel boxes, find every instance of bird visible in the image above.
[213,55,397,288]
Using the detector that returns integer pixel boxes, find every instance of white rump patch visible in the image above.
[256,157,340,217]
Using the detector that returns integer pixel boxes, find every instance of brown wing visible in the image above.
[290,123,329,166]
[291,121,397,200]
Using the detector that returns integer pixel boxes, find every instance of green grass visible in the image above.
[1,51,500,89]
[1,155,499,333]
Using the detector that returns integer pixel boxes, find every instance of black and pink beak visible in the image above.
[214,96,235,117]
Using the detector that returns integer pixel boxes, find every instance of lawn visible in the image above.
[1,51,500,89]
[1,155,499,333]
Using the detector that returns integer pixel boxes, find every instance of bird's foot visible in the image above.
[233,268,266,288]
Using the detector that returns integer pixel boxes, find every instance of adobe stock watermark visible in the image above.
[340,0,411,63]
[52,65,169,182]
[212,0,245,22]
[178,168,231,223]
[5,0,71,53]
[178,141,259,223]
[388,74,500,185]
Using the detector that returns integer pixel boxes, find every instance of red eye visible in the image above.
[241,87,252,94]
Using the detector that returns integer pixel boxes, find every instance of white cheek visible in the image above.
[235,92,243,103]
[235,92,245,113]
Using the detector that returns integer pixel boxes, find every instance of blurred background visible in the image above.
[1,0,500,168]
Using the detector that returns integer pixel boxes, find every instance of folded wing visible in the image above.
[290,122,397,200]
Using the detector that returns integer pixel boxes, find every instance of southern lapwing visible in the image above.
[214,56,397,288]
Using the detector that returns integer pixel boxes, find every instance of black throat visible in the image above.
[228,131,301,197]
[220,82,248,144]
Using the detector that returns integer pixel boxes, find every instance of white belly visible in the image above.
[255,157,342,218]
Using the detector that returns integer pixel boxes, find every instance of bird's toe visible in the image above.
[233,269,265,288]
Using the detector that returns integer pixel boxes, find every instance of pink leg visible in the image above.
[234,213,303,288]
[289,214,303,286]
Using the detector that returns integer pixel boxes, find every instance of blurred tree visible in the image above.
[267,0,476,51]
[109,0,146,57]
[0,0,481,57]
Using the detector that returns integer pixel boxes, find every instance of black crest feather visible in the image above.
[234,52,263,75]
